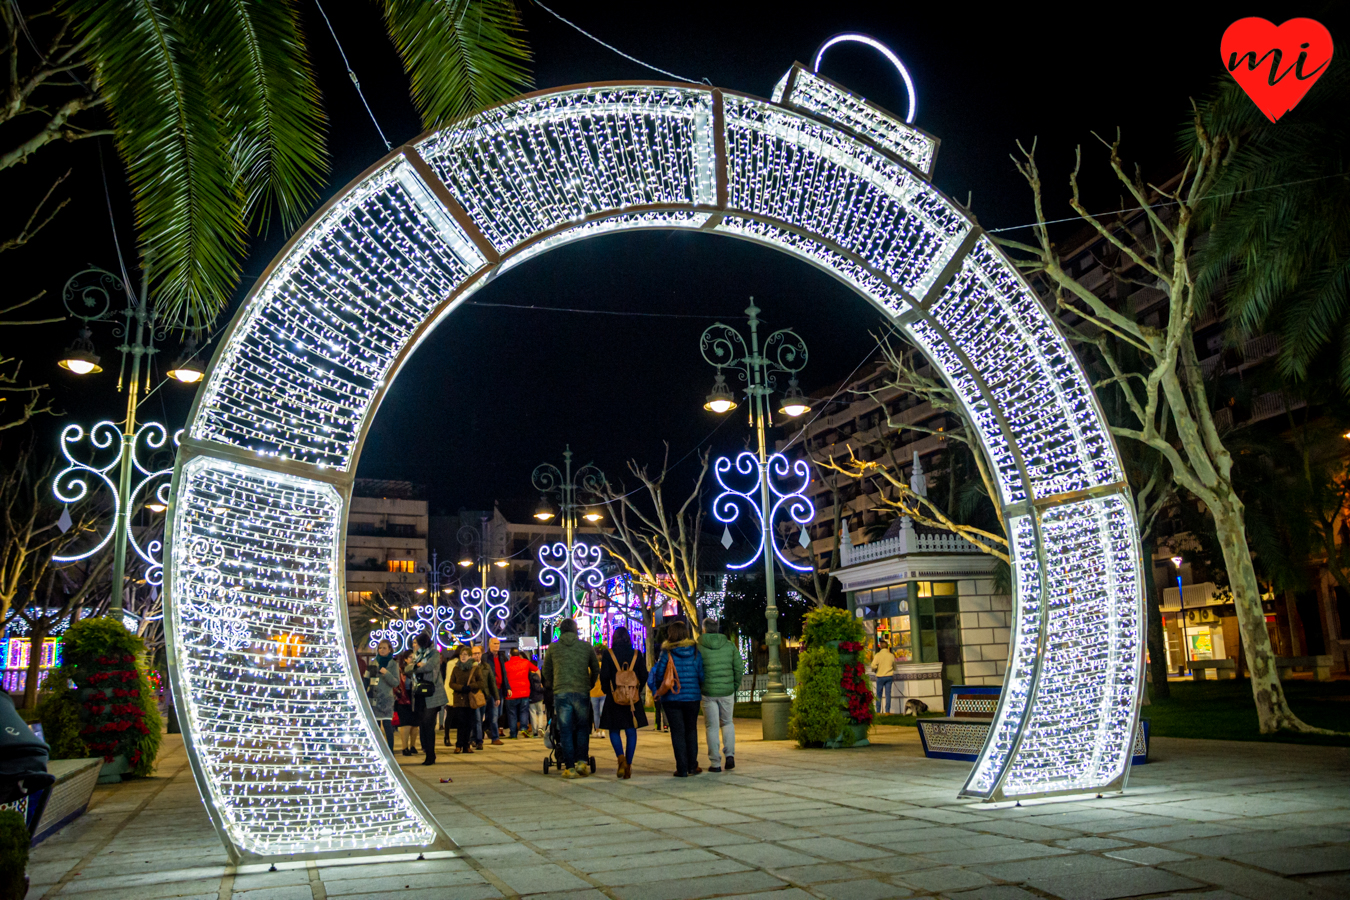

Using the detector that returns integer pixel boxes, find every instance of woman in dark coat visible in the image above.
[599,626,648,779]
[446,644,486,754]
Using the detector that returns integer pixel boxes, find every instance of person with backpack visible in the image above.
[599,626,648,779]
[527,666,547,737]
[646,619,704,777]
[697,619,743,772]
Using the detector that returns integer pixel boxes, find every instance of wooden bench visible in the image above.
[1190,659,1237,680]
[1276,655,1333,682]
[917,684,1149,766]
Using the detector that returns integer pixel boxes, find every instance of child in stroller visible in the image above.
[540,683,597,775]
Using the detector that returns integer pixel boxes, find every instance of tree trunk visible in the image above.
[21,622,48,710]
[1141,536,1170,700]
[1211,499,1326,733]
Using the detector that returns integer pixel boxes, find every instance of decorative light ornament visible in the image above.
[537,541,604,618]
[459,585,510,643]
[713,452,816,573]
[167,70,1143,861]
[812,32,918,124]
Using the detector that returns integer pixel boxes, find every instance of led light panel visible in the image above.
[170,73,1143,860]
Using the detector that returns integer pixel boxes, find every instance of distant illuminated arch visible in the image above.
[166,67,1143,863]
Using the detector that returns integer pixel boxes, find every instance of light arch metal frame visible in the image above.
[165,62,1143,862]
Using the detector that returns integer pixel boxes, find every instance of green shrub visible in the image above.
[34,679,88,761]
[788,645,846,747]
[800,607,864,647]
[0,809,29,900]
[58,617,162,777]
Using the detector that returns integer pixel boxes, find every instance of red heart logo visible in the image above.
[1221,18,1334,122]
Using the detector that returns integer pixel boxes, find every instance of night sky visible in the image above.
[2,1,1287,514]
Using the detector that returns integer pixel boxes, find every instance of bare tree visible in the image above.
[994,120,1327,733]
[597,447,710,635]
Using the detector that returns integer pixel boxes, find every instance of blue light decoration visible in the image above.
[712,451,815,572]
[537,541,604,621]
[459,585,510,644]
[368,604,460,653]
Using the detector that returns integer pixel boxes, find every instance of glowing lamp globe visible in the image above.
[533,497,555,521]
[778,378,811,417]
[582,509,602,523]
[167,359,206,384]
[704,373,737,414]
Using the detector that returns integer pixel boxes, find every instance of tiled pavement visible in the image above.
[24,723,1350,900]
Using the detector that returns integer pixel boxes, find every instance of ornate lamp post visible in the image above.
[456,516,510,645]
[700,300,814,741]
[532,447,605,625]
[51,267,203,616]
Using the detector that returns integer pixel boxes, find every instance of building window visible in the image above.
[387,560,415,573]
[346,591,374,605]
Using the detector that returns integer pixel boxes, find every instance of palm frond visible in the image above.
[380,0,532,129]
[65,0,246,333]
[200,0,328,233]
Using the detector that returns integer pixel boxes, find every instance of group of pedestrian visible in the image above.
[539,615,743,780]
[366,616,744,779]
[364,636,547,767]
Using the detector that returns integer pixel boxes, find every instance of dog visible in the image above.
[903,698,929,716]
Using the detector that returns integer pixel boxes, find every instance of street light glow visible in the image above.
[582,508,602,523]
[59,354,102,375]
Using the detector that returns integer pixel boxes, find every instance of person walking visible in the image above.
[647,619,704,777]
[482,638,507,746]
[503,648,537,738]
[528,666,547,737]
[871,640,897,715]
[589,672,606,736]
[409,633,447,765]
[651,622,668,733]
[542,618,600,778]
[696,619,742,773]
[447,644,486,753]
[366,640,399,750]
[393,649,418,756]
[599,626,648,779]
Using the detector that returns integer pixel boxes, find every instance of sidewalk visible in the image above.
[24,721,1350,900]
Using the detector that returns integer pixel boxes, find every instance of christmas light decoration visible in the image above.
[168,71,1143,860]
[459,585,511,644]
[712,451,815,572]
[537,541,604,618]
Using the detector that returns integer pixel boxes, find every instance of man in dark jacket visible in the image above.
[697,619,743,772]
[542,618,600,777]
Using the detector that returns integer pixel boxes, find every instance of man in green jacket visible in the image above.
[697,618,743,772]
[542,619,600,777]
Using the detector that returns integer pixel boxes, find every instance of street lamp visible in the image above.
[700,299,815,741]
[1170,555,1192,675]
[532,447,605,624]
[456,516,510,644]
[50,267,202,616]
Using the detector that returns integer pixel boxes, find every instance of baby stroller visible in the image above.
[540,684,596,775]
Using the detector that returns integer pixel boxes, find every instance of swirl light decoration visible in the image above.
[458,585,511,644]
[54,421,178,585]
[166,63,1142,860]
[713,451,814,572]
[537,541,605,619]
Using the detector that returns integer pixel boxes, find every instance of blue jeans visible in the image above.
[505,697,530,736]
[875,676,894,713]
[554,692,591,769]
[483,697,500,741]
[591,695,604,729]
[609,727,636,764]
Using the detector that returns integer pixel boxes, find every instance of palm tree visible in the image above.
[3,0,532,333]
[1192,60,1348,390]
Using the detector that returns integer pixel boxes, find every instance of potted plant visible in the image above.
[51,617,162,781]
[790,608,874,747]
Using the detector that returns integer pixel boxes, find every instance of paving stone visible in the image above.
[1162,858,1342,900]
[230,869,313,891]
[1250,846,1350,875]
[975,853,1135,882]
[946,887,1044,900]
[321,871,489,896]
[228,887,313,900]
[768,862,867,885]
[850,855,942,876]
[1103,846,1193,865]
[482,864,592,895]
[776,837,888,862]
[920,842,1071,865]
[808,877,913,900]
[657,825,759,847]
[894,865,993,893]
[571,847,720,873]
[609,870,787,900]
[590,858,750,887]
[716,891,816,900]
[1028,867,1202,900]
[318,858,473,881]
[1055,837,1131,851]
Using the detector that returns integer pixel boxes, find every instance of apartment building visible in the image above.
[345,479,429,607]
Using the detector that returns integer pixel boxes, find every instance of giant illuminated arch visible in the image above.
[165,64,1143,862]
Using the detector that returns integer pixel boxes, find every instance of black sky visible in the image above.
[3,0,1319,514]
